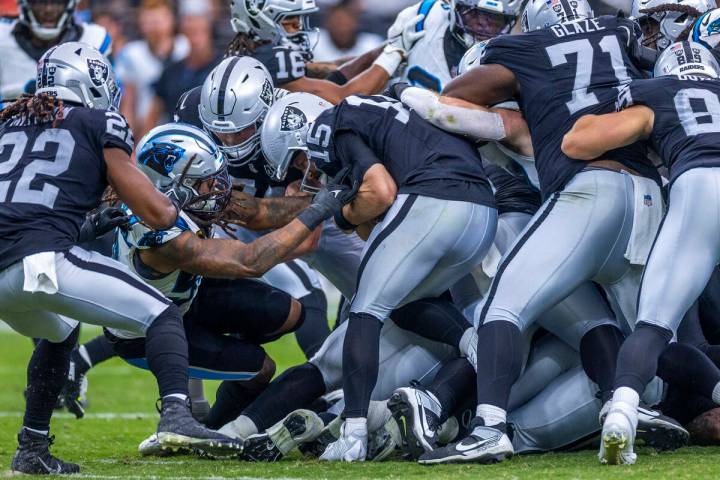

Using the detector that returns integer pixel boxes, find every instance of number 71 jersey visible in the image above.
[0,107,134,271]
[481,15,656,197]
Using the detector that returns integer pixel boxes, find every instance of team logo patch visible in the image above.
[643,194,653,207]
[280,106,306,132]
[87,59,109,87]
[245,0,266,16]
[260,79,273,106]
[139,142,185,177]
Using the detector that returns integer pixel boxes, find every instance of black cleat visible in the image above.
[388,386,442,460]
[60,359,87,419]
[418,419,513,465]
[241,410,323,462]
[156,397,243,458]
[11,428,80,475]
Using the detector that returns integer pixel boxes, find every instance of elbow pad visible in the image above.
[400,87,507,141]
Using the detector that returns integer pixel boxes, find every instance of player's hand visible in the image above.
[164,185,194,211]
[386,10,426,59]
[79,207,130,242]
[320,166,360,207]
[296,167,359,230]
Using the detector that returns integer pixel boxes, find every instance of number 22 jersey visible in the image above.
[481,15,659,197]
[0,107,134,270]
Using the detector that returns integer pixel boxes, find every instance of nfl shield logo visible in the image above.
[87,59,109,87]
[644,194,653,207]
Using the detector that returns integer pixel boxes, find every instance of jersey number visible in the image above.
[0,129,75,208]
[545,35,630,115]
[275,51,305,80]
[675,88,720,136]
[345,96,410,124]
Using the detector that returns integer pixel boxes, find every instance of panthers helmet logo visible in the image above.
[280,106,307,132]
[87,59,109,87]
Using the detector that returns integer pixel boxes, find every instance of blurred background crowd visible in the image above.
[0,0,628,139]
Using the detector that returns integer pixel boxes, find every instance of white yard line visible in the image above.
[0,411,155,419]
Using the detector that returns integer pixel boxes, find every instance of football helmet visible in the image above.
[261,92,332,186]
[451,0,521,47]
[199,56,275,167]
[18,0,77,41]
[691,7,720,49]
[632,0,714,50]
[457,40,489,75]
[654,40,720,76]
[230,0,318,54]
[521,0,594,32]
[35,42,120,110]
[136,123,232,221]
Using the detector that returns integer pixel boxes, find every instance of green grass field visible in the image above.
[2,328,720,479]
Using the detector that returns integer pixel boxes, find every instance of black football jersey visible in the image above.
[174,86,202,128]
[620,75,720,182]
[481,15,659,197]
[0,107,133,270]
[253,43,306,87]
[483,160,541,215]
[306,94,495,207]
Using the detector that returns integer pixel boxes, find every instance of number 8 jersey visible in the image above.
[0,107,134,270]
[619,75,720,182]
[481,15,658,197]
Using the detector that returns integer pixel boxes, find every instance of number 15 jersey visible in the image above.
[0,107,134,270]
[481,15,659,197]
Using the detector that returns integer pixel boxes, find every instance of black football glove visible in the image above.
[78,207,130,243]
[297,167,360,230]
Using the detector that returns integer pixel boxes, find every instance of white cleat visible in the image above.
[241,409,324,462]
[319,423,368,462]
[418,422,513,465]
[600,409,637,465]
[138,433,189,457]
[367,416,401,461]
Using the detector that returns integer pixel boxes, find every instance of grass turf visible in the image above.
[1,328,720,479]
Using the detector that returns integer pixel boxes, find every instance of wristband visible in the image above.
[333,209,357,231]
[373,48,403,76]
[325,69,349,85]
[297,204,331,231]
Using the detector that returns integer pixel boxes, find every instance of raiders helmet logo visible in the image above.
[280,106,307,132]
[87,59,109,87]
[245,0,266,16]
[260,79,273,106]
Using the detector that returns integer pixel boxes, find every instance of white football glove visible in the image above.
[386,10,426,59]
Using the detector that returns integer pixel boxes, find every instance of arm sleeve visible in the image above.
[334,130,382,184]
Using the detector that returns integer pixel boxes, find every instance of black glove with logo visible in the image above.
[79,207,130,243]
[297,166,359,230]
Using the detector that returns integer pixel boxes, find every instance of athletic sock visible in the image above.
[580,324,625,403]
[475,404,507,432]
[243,362,327,431]
[342,313,383,418]
[24,327,80,432]
[614,322,673,394]
[427,357,477,423]
[145,306,189,398]
[390,298,471,348]
[475,320,524,409]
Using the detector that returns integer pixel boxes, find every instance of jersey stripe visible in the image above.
[416,0,437,32]
[99,33,112,54]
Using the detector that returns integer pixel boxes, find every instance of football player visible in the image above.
[630,0,713,51]
[0,43,240,474]
[0,0,111,107]
[562,40,720,464]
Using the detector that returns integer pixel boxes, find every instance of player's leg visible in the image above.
[328,196,496,461]
[434,170,635,464]
[295,287,330,358]
[603,168,720,465]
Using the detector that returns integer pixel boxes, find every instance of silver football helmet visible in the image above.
[521,0,594,32]
[632,0,714,50]
[691,8,720,49]
[457,40,489,75]
[18,0,78,41]
[261,92,332,186]
[36,42,120,110]
[136,123,231,221]
[452,0,522,47]
[199,56,275,167]
[230,0,318,52]
[654,40,720,76]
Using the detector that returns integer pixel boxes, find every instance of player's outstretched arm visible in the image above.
[442,64,519,107]
[104,148,178,230]
[562,106,654,161]
[223,190,311,231]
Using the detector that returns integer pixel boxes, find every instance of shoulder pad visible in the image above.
[80,23,112,56]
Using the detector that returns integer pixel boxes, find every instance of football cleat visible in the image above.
[156,397,243,458]
[298,415,342,458]
[367,416,401,461]
[418,419,513,465]
[319,422,368,462]
[11,428,80,475]
[599,401,689,451]
[600,408,637,465]
[60,359,88,419]
[240,409,323,462]
[138,432,190,457]
[388,386,442,459]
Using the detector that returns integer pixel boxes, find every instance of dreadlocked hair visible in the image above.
[225,32,270,58]
[639,4,705,41]
[0,93,66,128]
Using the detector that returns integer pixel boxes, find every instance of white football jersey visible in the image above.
[400,0,464,92]
[115,209,204,315]
[0,19,111,107]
